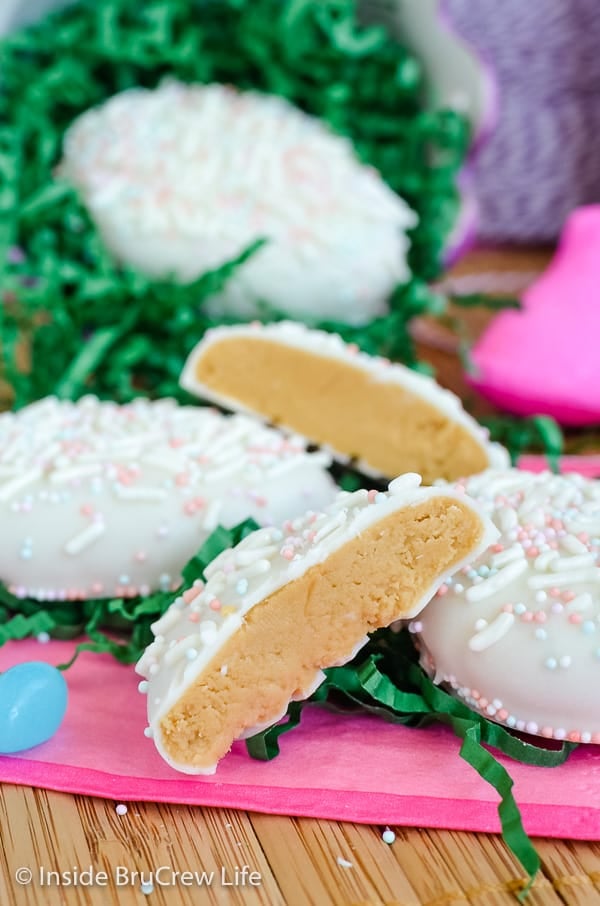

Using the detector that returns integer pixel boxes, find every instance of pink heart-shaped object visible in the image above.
[469,206,600,425]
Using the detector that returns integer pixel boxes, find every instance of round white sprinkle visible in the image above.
[382,828,396,845]
[37,631,51,644]
[115,804,128,816]
[141,881,154,895]
[138,680,149,694]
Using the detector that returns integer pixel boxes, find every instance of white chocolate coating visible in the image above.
[136,473,497,773]
[180,320,510,477]
[416,469,600,744]
[0,397,337,600]
[59,81,417,326]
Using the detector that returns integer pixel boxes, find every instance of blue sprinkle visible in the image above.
[583,621,596,635]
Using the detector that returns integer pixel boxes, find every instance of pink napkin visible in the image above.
[1,455,600,838]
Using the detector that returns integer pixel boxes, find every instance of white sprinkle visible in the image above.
[150,607,182,636]
[164,635,203,666]
[0,468,42,501]
[382,828,396,844]
[64,520,106,555]
[388,474,421,495]
[534,550,559,572]
[115,804,128,816]
[560,535,589,555]
[220,664,228,676]
[114,485,168,501]
[498,506,518,532]
[37,631,51,644]
[141,452,186,474]
[468,612,515,652]
[336,857,353,869]
[141,881,154,895]
[202,499,222,531]
[490,545,523,568]
[465,560,528,602]
[138,680,149,694]
[565,593,593,614]
[551,554,596,572]
[528,569,600,589]
[50,463,102,484]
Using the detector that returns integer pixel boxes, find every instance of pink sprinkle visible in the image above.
[549,588,561,598]
[184,501,197,516]
[91,582,104,595]
[526,547,539,558]
[135,551,147,563]
[80,503,94,517]
[540,726,554,738]
[497,709,509,722]
[347,343,359,355]
[562,591,576,602]
[252,495,267,508]
[307,531,317,543]
[437,584,448,597]
[522,612,534,623]
[578,533,590,544]
[367,490,378,503]
[569,613,583,625]
[478,698,488,710]
[592,733,600,745]
[502,603,514,613]
[491,544,504,554]
[188,613,199,623]
[549,541,559,550]
[169,437,184,448]
[194,496,206,508]
[534,611,547,624]
[183,587,201,604]
[209,599,222,612]
[281,548,295,561]
[551,519,564,531]
[175,473,189,486]
[471,689,480,700]
[568,731,581,743]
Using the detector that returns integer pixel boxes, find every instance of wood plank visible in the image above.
[0,787,283,906]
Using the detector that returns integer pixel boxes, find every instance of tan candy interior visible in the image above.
[159,496,484,771]
[194,337,489,483]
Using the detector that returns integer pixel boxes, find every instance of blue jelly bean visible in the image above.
[0,662,68,754]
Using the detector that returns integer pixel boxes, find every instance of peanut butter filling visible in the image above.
[159,496,483,770]
[194,337,490,483]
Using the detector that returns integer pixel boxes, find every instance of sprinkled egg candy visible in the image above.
[0,397,337,601]
[59,81,416,326]
[181,321,509,484]
[416,469,600,744]
[136,473,496,774]
[0,662,68,754]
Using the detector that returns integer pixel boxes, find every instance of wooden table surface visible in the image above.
[2,248,600,906]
